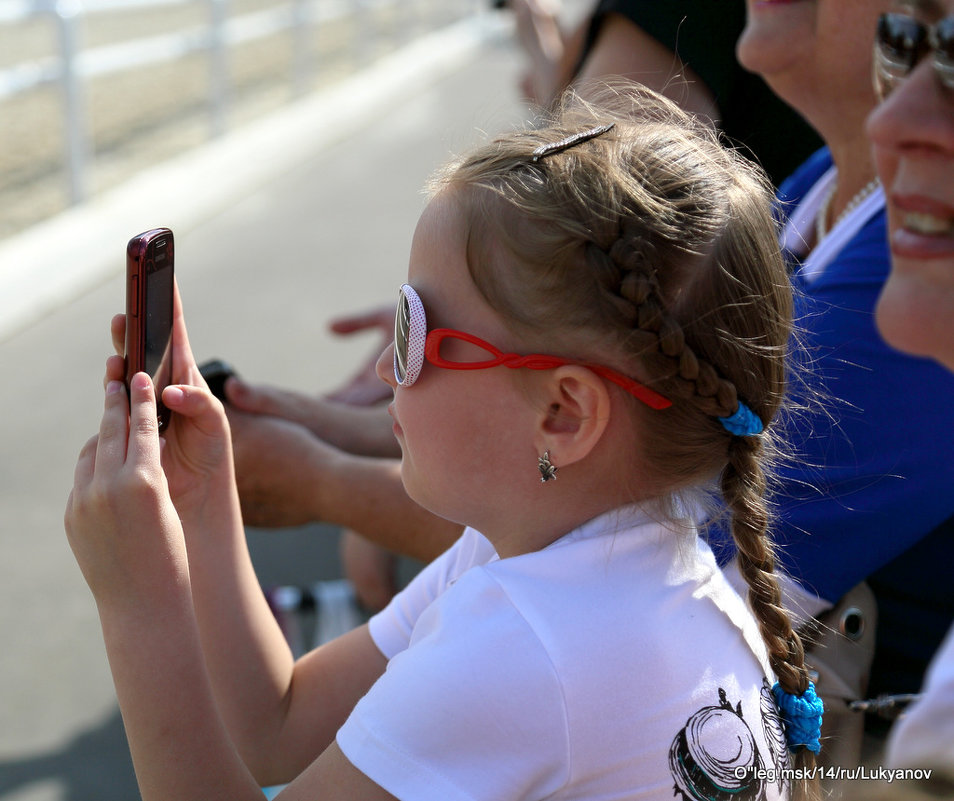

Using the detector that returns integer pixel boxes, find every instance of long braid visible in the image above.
[723,436,808,692]
[723,435,820,799]
[605,229,821,800]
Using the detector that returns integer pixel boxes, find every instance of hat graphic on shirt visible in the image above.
[668,687,766,801]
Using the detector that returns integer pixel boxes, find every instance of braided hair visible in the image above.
[433,85,819,800]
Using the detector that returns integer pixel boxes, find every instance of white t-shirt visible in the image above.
[337,507,793,801]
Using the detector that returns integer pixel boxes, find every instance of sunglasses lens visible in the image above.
[875,13,928,98]
[394,291,411,384]
[934,18,954,89]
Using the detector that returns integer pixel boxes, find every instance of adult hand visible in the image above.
[225,379,329,434]
[323,304,394,407]
[340,530,398,612]
[226,407,342,528]
[510,0,566,106]
[225,378,399,459]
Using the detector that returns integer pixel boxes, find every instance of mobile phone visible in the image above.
[125,227,174,431]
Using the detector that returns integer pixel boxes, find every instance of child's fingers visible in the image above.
[66,434,100,531]
[125,372,161,469]
[170,280,207,389]
[72,433,100,489]
[103,354,126,389]
[162,384,226,434]
[110,313,126,357]
[93,380,130,476]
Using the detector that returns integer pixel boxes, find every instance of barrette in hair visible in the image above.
[531,123,615,163]
[772,681,824,754]
[718,401,763,437]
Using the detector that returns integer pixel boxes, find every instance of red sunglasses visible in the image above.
[392,284,671,410]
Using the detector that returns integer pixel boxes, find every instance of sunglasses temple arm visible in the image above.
[589,366,672,410]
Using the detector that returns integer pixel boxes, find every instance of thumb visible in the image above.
[162,385,228,435]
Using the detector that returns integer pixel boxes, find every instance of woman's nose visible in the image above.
[868,59,954,157]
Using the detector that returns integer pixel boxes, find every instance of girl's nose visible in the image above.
[376,342,397,389]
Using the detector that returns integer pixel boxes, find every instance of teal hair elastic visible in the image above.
[772,681,824,754]
[719,402,763,437]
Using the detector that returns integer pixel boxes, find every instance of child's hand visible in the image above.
[65,374,185,608]
[105,282,236,524]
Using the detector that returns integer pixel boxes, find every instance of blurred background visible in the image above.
[0,1,589,797]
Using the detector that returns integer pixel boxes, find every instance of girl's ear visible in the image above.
[534,366,612,468]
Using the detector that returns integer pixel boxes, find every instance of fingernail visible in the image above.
[163,386,185,406]
[106,380,124,396]
[132,373,152,391]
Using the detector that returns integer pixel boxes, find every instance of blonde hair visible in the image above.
[433,85,819,799]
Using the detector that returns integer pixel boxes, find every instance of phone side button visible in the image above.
[129,274,139,317]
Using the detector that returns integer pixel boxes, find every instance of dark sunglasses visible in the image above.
[392,283,671,410]
[874,12,954,99]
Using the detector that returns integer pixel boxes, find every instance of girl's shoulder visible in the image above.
[346,520,793,801]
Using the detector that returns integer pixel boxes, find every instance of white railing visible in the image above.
[0,0,476,207]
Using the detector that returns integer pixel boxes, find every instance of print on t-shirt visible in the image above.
[669,681,788,801]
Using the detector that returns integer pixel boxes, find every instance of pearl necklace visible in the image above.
[815,177,881,243]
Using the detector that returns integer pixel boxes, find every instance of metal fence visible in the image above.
[0,0,477,235]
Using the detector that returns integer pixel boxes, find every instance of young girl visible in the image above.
[65,87,822,801]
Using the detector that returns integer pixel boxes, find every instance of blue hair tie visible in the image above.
[718,402,763,437]
[772,681,824,754]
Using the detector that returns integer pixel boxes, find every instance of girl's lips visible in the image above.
[388,404,403,436]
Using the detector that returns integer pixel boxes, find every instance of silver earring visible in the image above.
[538,450,557,483]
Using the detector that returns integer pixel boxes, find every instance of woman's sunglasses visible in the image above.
[392,284,672,410]
[874,12,954,100]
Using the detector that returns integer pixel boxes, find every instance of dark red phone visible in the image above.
[125,228,174,431]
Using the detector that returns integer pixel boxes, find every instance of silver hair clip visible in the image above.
[530,123,615,163]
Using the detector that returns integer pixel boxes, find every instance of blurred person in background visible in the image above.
[704,0,954,769]
[866,0,954,781]
[507,0,820,184]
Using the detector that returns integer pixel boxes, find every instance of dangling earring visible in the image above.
[537,450,558,483]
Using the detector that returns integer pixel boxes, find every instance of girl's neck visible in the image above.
[481,466,649,559]
[487,502,620,559]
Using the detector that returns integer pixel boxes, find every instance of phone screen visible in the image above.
[145,242,174,396]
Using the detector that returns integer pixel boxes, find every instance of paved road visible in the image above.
[0,17,528,800]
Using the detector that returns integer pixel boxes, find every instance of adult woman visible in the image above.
[867,0,954,774]
[710,0,954,757]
